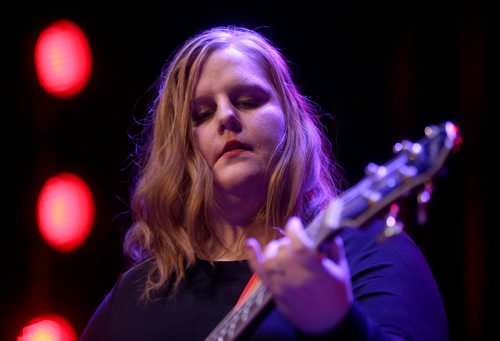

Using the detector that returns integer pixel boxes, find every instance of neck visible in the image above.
[213,189,264,227]
[207,220,247,261]
[206,190,267,261]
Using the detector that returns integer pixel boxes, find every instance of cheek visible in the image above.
[269,112,286,144]
[256,112,286,153]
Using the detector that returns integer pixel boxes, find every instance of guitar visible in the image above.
[205,121,461,341]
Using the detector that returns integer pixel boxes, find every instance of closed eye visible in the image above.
[234,88,270,108]
[235,96,263,109]
[191,105,214,125]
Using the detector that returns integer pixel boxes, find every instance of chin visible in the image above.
[215,171,267,197]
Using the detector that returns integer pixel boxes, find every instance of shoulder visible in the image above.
[339,218,442,301]
[80,259,155,340]
[110,258,155,298]
[119,258,155,283]
[94,258,156,318]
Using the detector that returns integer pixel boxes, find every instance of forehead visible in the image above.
[207,46,256,65]
[196,47,269,86]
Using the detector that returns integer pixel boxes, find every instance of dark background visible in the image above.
[1,1,492,340]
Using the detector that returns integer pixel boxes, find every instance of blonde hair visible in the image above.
[124,26,342,299]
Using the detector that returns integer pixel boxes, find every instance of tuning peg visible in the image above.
[416,180,434,225]
[393,140,422,160]
[378,203,404,242]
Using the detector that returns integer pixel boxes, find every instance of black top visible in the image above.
[80,221,448,340]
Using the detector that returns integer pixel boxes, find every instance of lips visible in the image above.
[218,140,252,159]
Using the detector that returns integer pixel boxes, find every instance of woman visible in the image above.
[81,26,448,340]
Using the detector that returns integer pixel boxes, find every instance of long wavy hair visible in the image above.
[123,26,343,299]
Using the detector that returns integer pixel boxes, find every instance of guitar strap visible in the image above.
[234,273,261,310]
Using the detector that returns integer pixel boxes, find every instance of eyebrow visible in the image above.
[229,83,270,95]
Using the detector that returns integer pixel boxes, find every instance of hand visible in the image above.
[246,217,353,335]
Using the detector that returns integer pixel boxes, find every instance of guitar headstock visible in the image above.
[307,121,462,246]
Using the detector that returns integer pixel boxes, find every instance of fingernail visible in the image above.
[272,226,286,235]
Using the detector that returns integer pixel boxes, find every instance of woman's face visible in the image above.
[191,47,286,201]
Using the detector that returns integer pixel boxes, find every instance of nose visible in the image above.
[217,101,242,134]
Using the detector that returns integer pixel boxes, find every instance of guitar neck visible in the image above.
[205,283,274,340]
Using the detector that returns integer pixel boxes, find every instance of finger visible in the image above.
[326,236,345,264]
[285,216,314,249]
[246,239,285,289]
[263,239,283,258]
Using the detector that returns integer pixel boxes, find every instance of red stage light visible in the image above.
[34,20,92,98]
[36,172,95,252]
[18,314,77,341]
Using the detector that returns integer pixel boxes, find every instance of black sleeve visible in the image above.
[332,219,449,340]
[297,303,395,340]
